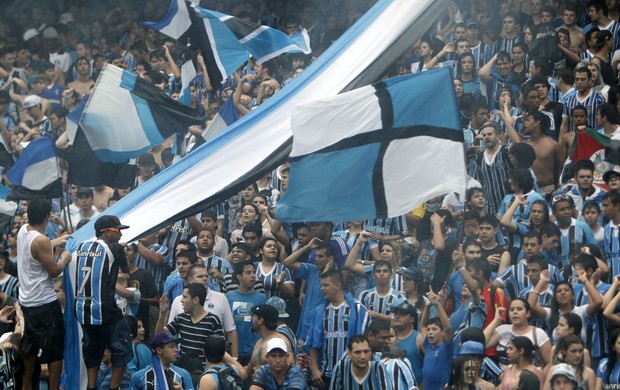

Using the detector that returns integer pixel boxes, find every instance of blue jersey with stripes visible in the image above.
[201,254,232,292]
[0,275,18,299]
[74,239,128,325]
[379,358,418,390]
[256,261,293,299]
[555,219,596,271]
[253,364,309,389]
[136,243,170,294]
[604,221,620,280]
[359,288,402,315]
[597,358,620,389]
[329,359,389,390]
[497,262,562,300]
[277,323,298,361]
[472,146,512,215]
[562,89,605,131]
[574,281,610,359]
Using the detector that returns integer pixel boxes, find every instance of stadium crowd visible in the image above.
[6,0,620,389]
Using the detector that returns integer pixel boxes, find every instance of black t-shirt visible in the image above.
[129,267,158,336]
[480,243,508,274]
[430,236,459,292]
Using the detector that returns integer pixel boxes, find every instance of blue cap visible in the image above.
[150,332,181,348]
[457,341,484,356]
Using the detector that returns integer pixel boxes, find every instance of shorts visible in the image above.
[81,318,133,368]
[21,300,65,363]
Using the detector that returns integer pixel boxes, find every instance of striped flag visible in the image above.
[65,96,137,188]
[276,68,467,222]
[79,64,204,163]
[144,0,311,86]
[6,134,62,200]
[201,97,239,142]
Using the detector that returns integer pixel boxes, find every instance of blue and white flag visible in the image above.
[145,0,311,86]
[6,134,62,200]
[276,68,466,222]
[178,58,197,106]
[201,96,239,141]
[79,64,204,163]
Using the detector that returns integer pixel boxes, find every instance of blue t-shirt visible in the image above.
[295,262,325,340]
[422,337,453,390]
[396,330,423,385]
[226,289,266,356]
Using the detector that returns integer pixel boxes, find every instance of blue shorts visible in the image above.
[81,318,133,368]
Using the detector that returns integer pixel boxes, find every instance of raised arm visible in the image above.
[427,288,452,339]
[576,270,603,316]
[343,233,370,276]
[499,195,525,233]
[478,53,497,82]
[452,248,481,305]
[603,288,620,326]
[528,269,551,319]
[483,307,505,348]
[282,237,321,271]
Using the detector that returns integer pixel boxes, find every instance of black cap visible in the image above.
[94,215,129,234]
[603,170,620,183]
[251,304,279,324]
[390,301,417,317]
[76,187,93,197]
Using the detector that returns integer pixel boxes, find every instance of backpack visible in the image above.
[203,364,244,390]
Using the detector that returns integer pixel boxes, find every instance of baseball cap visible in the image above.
[27,74,44,86]
[550,363,578,386]
[23,28,40,42]
[150,332,181,348]
[457,341,485,356]
[24,95,42,109]
[381,345,406,359]
[265,337,288,354]
[390,301,417,317]
[396,266,424,282]
[108,52,122,62]
[76,187,93,198]
[94,215,129,234]
[251,304,279,324]
[603,169,620,183]
[266,296,289,319]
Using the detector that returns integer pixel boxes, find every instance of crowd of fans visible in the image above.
[6,0,620,389]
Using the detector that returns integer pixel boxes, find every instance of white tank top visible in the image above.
[17,224,56,307]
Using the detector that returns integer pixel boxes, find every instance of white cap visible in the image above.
[23,28,40,42]
[42,27,58,39]
[24,95,42,109]
[265,338,288,354]
[59,13,75,25]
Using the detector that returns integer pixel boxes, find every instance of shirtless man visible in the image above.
[67,57,94,97]
[509,111,562,191]
[557,5,586,51]
[245,304,293,378]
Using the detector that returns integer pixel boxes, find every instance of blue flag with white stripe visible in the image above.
[79,64,204,163]
[201,96,239,141]
[6,134,62,200]
[144,0,311,86]
[276,68,466,222]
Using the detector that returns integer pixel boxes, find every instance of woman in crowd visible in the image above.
[596,328,620,390]
[484,299,551,369]
[544,334,594,390]
[552,313,590,367]
[256,237,293,299]
[498,336,545,390]
[125,315,152,376]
